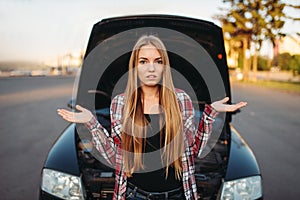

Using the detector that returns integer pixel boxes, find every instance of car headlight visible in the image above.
[41,168,84,200]
[220,176,262,200]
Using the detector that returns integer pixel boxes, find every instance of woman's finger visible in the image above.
[57,109,76,120]
[220,97,230,103]
[229,102,247,111]
[75,105,85,112]
[57,109,70,117]
[63,112,78,122]
[236,101,247,108]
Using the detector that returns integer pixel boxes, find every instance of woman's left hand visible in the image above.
[211,97,247,112]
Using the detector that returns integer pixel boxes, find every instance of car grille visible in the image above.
[82,168,115,199]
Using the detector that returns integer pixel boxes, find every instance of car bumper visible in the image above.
[39,190,64,200]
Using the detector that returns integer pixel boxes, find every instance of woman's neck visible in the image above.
[141,85,159,99]
[141,85,160,114]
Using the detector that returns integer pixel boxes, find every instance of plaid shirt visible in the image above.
[85,89,218,200]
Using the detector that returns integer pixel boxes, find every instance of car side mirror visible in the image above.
[67,99,76,110]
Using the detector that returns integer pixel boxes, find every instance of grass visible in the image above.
[232,79,300,94]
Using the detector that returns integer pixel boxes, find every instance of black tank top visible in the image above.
[127,114,181,192]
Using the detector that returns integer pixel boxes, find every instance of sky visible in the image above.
[0,0,299,64]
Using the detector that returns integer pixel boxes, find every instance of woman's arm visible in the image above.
[178,92,247,157]
[84,114,118,166]
[193,97,247,156]
[192,104,218,157]
[177,92,218,157]
[57,95,125,166]
[85,95,125,166]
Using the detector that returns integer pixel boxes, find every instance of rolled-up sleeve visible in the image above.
[85,94,125,166]
[176,89,219,157]
[193,104,218,157]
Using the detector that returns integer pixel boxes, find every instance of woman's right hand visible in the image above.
[57,105,93,123]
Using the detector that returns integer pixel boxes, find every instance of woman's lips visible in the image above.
[146,75,157,78]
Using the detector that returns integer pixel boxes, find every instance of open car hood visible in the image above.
[77,14,232,121]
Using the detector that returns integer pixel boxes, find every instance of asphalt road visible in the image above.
[230,81,300,200]
[0,76,74,200]
[0,76,299,200]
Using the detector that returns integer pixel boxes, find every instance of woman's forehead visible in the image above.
[138,44,162,58]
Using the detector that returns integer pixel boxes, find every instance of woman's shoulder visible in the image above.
[174,88,192,101]
[111,93,125,105]
[174,88,194,115]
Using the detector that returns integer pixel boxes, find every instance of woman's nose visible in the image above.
[148,63,155,71]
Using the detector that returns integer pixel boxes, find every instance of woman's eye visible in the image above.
[156,60,163,64]
[139,60,146,64]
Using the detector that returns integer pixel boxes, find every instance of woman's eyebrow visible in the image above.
[138,56,162,60]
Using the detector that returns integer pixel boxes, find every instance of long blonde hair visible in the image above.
[121,35,184,179]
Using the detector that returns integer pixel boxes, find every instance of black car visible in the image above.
[39,15,263,200]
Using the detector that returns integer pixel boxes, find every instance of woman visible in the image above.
[57,35,247,200]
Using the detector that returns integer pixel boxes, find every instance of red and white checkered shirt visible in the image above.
[85,89,218,200]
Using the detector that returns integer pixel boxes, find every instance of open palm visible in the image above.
[211,97,247,112]
[57,105,93,123]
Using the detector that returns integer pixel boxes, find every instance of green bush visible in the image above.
[289,55,300,75]
[257,56,269,71]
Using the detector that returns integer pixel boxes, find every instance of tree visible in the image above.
[257,55,268,71]
[263,0,286,47]
[290,55,300,75]
[216,0,300,80]
[215,0,255,80]
[272,53,300,75]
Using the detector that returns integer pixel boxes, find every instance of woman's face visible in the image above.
[137,44,164,87]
